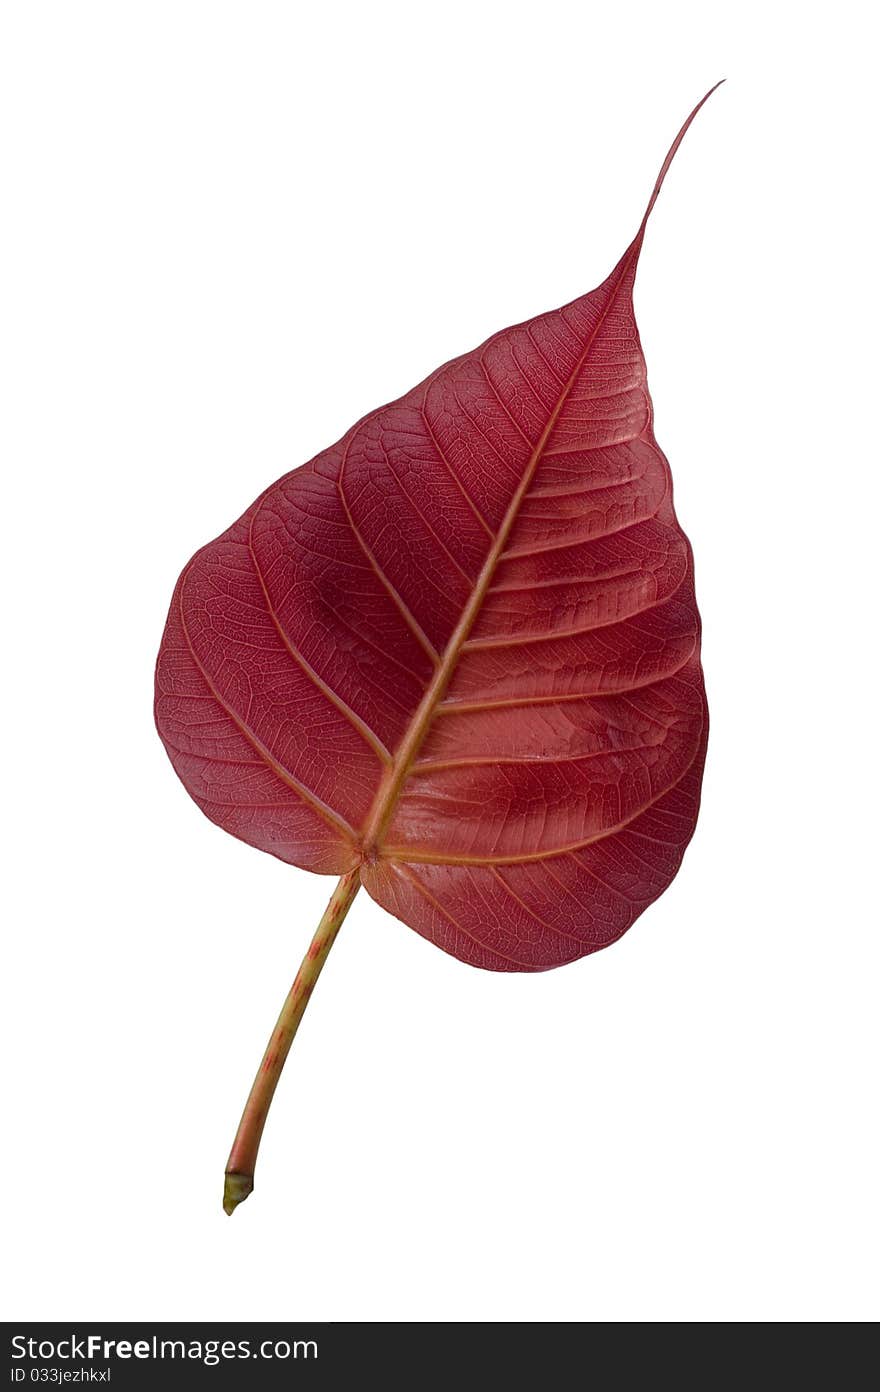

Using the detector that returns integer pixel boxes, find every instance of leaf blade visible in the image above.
[155,88,717,967]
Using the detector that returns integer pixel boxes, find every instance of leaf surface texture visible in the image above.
[155,98,712,971]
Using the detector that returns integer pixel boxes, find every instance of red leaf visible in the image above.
[156,89,715,975]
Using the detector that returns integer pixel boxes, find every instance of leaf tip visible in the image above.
[634,79,727,248]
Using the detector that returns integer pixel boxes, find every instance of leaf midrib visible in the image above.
[356,244,643,863]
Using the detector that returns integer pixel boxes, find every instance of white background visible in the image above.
[2,1,877,1323]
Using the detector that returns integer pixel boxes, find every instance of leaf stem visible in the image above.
[223,867,361,1215]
